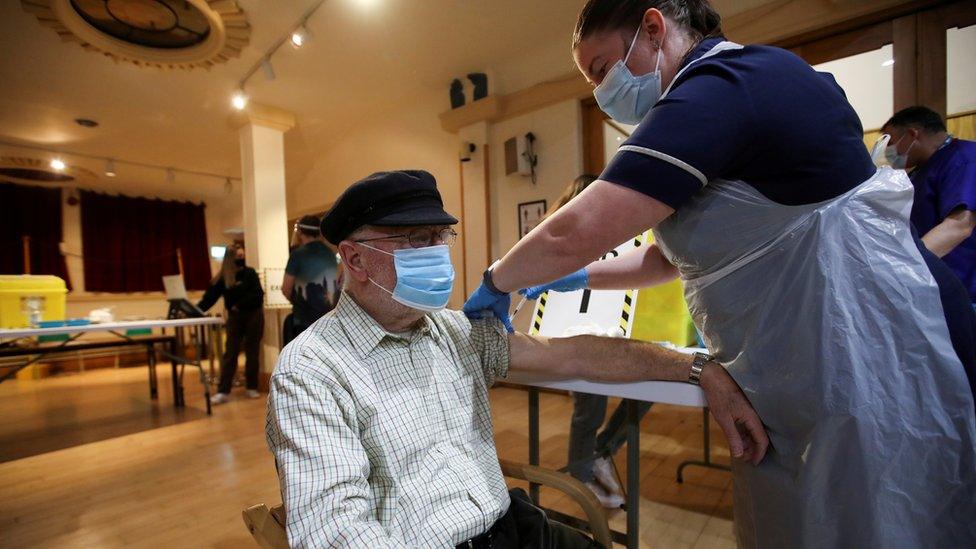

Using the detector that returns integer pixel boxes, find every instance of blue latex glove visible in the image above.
[518,268,589,300]
[463,282,514,333]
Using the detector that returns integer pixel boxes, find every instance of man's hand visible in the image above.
[699,362,769,465]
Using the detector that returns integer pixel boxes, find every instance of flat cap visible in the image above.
[321,170,458,245]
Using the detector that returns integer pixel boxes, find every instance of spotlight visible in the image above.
[105,159,116,177]
[50,158,66,171]
[232,90,248,110]
[291,26,308,48]
[166,168,175,184]
[882,59,895,67]
[261,57,276,81]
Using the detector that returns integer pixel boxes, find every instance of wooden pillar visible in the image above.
[917,9,947,119]
[892,15,918,112]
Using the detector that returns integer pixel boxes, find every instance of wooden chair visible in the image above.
[243,460,612,548]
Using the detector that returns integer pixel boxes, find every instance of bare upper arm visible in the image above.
[281,273,296,302]
[545,180,675,262]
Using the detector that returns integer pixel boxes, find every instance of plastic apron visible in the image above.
[651,43,976,548]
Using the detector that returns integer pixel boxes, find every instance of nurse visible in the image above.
[464,0,976,547]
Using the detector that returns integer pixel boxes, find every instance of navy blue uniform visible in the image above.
[602,37,975,396]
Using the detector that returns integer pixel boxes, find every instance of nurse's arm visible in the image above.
[507,332,769,465]
[921,207,976,257]
[492,181,673,293]
[586,243,680,290]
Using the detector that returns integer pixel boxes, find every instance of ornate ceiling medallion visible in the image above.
[20,0,250,69]
[0,157,98,185]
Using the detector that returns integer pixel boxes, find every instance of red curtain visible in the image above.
[0,182,71,288]
[80,191,211,292]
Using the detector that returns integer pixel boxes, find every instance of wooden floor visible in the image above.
[0,366,735,548]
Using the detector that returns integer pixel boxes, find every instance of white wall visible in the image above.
[813,44,894,131]
[948,24,976,116]
[285,92,467,306]
[488,100,583,261]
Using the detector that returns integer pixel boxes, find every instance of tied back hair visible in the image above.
[573,0,722,48]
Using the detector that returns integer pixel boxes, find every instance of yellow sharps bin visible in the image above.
[0,275,67,329]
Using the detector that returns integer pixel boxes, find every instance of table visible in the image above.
[504,369,731,548]
[0,317,225,415]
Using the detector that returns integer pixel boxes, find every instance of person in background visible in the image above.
[198,242,265,404]
[546,174,652,508]
[281,215,338,345]
[882,106,976,304]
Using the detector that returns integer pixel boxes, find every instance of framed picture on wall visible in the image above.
[518,200,547,240]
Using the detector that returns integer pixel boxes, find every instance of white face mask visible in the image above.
[593,25,663,125]
[884,134,915,170]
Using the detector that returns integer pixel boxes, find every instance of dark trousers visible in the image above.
[218,308,263,393]
[457,489,601,549]
[567,393,652,482]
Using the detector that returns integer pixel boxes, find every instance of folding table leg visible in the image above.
[528,387,540,505]
[625,399,640,548]
[147,344,158,399]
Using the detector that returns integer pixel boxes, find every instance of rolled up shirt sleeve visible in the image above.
[469,317,511,384]
[266,367,407,548]
[601,63,757,210]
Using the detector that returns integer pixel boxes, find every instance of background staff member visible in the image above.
[281,215,338,345]
[198,243,264,404]
[882,106,976,303]
[463,1,976,547]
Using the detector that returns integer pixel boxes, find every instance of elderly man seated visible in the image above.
[266,170,767,548]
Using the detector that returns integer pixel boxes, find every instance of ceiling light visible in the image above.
[290,26,308,48]
[231,90,248,110]
[261,57,276,81]
[105,159,116,177]
[74,118,99,128]
[882,59,895,67]
[50,158,66,171]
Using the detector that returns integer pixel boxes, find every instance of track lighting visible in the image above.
[261,58,276,81]
[231,90,248,110]
[290,26,308,48]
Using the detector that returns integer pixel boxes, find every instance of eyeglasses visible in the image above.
[355,227,458,249]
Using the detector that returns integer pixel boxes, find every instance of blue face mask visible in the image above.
[361,244,455,313]
[593,26,663,125]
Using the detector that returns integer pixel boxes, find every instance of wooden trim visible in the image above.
[939,0,976,28]
[458,160,468,297]
[581,98,607,175]
[439,96,503,133]
[439,75,591,134]
[893,15,919,111]
[917,8,948,118]
[68,290,205,303]
[725,0,949,49]
[483,144,492,266]
[788,21,893,65]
